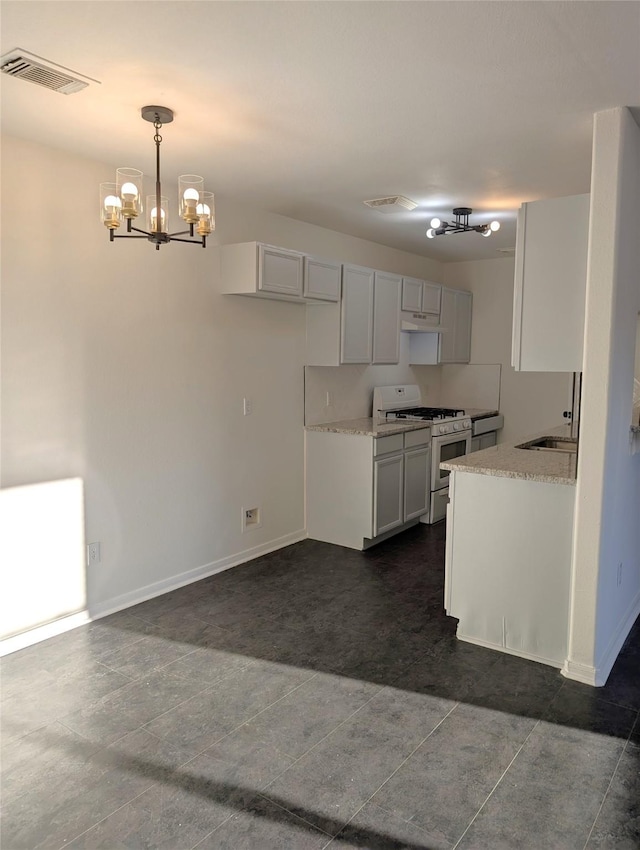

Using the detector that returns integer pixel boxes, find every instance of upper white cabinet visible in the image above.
[220,242,340,303]
[372,271,401,364]
[438,288,472,364]
[303,256,341,302]
[401,278,441,314]
[309,265,401,366]
[512,194,590,372]
[340,265,375,363]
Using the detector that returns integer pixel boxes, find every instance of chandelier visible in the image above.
[99,106,214,250]
[426,207,500,239]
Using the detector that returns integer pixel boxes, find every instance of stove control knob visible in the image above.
[453,422,461,431]
[441,424,451,434]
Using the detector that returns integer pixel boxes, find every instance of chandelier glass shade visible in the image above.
[426,208,500,239]
[99,106,214,250]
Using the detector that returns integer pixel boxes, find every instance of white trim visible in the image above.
[87,529,307,620]
[561,659,599,686]
[562,588,640,687]
[0,530,306,655]
[1,611,90,657]
[594,588,640,684]
[456,631,562,670]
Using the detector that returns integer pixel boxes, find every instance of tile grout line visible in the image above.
[580,707,639,850]
[257,682,393,798]
[317,700,461,850]
[53,664,316,850]
[450,718,542,850]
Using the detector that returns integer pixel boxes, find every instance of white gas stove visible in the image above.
[373,385,472,434]
[373,385,473,523]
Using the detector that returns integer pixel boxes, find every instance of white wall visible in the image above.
[0,133,447,621]
[443,258,572,445]
[567,107,640,685]
[304,353,442,425]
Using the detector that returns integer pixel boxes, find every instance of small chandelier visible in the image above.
[99,106,214,250]
[426,207,500,239]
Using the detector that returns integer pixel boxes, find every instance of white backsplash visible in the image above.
[305,353,502,425]
[439,364,501,410]
[305,334,443,425]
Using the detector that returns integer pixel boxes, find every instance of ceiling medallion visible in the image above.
[99,106,214,250]
[426,207,500,239]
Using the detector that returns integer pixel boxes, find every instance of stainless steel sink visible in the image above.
[516,436,578,453]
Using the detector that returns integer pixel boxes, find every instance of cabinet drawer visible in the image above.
[374,434,404,456]
[404,428,431,449]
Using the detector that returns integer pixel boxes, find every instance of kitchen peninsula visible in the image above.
[442,423,577,671]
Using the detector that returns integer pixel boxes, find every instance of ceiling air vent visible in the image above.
[363,195,418,214]
[0,49,97,94]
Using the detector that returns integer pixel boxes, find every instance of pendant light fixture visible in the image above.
[99,106,214,250]
[426,207,500,239]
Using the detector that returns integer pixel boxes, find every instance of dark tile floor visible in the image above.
[2,523,639,849]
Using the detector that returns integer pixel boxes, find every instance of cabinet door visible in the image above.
[438,287,457,363]
[404,447,430,521]
[372,272,401,364]
[470,437,481,452]
[453,290,472,363]
[479,432,497,450]
[259,245,303,296]
[374,454,404,536]
[422,282,442,314]
[401,277,423,312]
[512,194,589,372]
[341,265,374,364]
[304,256,341,302]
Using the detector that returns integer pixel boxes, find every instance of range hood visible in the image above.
[400,311,447,333]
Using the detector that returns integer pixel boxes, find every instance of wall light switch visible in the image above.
[243,398,252,416]
[325,391,333,407]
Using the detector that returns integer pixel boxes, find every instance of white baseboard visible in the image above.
[562,588,640,687]
[88,529,307,621]
[456,631,563,669]
[1,530,307,655]
[0,611,91,657]
[561,659,598,686]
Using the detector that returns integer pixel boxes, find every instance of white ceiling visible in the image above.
[2,1,639,261]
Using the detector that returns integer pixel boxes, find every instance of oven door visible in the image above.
[431,430,472,491]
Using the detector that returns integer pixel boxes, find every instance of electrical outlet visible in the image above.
[241,506,262,532]
[325,391,333,407]
[87,542,101,566]
[243,397,252,416]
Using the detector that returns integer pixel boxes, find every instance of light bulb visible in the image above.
[430,217,441,229]
[482,228,492,237]
[183,188,200,203]
[490,220,501,232]
[151,206,166,231]
[426,228,435,239]
[196,203,210,216]
[104,195,122,210]
[120,182,138,200]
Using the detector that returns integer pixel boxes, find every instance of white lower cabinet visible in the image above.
[470,432,498,452]
[306,427,431,550]
[404,447,431,519]
[445,470,574,668]
[374,454,404,536]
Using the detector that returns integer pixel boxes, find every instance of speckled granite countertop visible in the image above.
[305,409,499,437]
[441,424,577,486]
[305,418,432,437]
